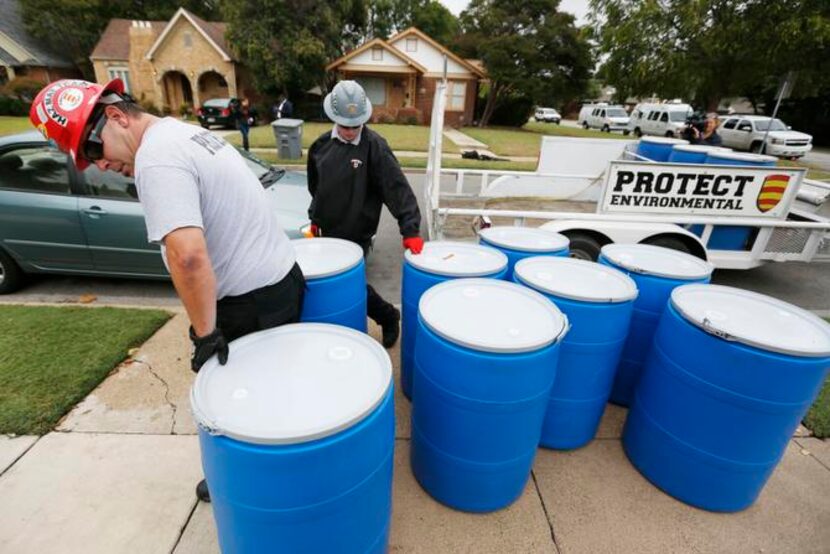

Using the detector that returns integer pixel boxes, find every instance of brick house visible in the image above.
[0,0,79,86]
[326,27,486,127]
[90,7,253,113]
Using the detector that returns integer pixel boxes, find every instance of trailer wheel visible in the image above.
[566,233,603,261]
[642,236,692,254]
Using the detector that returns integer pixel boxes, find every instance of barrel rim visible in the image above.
[672,144,731,154]
[405,240,508,277]
[601,243,714,280]
[418,277,568,354]
[705,151,778,163]
[514,257,638,303]
[639,136,689,146]
[670,284,830,357]
[190,323,393,445]
[292,237,364,279]
[478,226,570,253]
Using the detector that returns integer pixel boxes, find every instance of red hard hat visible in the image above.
[29,78,125,170]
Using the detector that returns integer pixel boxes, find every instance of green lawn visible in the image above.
[777,159,830,181]
[462,123,629,158]
[0,305,170,435]
[0,116,34,137]
[256,151,537,172]
[805,375,830,438]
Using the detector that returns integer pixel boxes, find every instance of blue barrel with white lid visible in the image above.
[668,144,731,163]
[598,244,714,406]
[478,226,570,280]
[705,151,777,167]
[401,241,508,399]
[513,257,638,449]
[636,136,689,162]
[411,278,568,512]
[191,323,394,553]
[624,284,830,512]
[294,237,367,332]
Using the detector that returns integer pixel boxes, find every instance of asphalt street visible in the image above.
[1,172,828,313]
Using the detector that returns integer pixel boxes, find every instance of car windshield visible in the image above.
[203,98,230,108]
[607,108,627,117]
[754,119,788,131]
[669,111,690,122]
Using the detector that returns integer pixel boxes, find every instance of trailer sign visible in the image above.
[600,161,804,219]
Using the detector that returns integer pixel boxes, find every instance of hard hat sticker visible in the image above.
[57,88,84,112]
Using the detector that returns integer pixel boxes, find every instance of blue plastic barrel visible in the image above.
[411,278,567,512]
[513,257,637,449]
[668,144,731,163]
[478,226,569,280]
[598,244,713,406]
[636,137,689,162]
[696,152,777,250]
[624,285,830,511]
[191,323,395,553]
[401,241,508,399]
[294,238,367,332]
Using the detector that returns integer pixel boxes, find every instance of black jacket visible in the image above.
[307,126,421,245]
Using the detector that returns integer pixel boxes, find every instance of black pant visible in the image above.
[216,263,305,342]
[357,241,398,325]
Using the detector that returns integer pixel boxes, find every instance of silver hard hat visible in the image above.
[323,80,372,127]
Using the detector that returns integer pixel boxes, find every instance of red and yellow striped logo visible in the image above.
[756,174,789,213]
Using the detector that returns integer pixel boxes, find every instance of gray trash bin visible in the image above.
[271,118,304,159]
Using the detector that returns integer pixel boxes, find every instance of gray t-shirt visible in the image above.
[134,118,295,299]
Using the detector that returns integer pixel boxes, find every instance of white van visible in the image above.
[580,104,630,133]
[628,103,693,137]
[577,103,606,126]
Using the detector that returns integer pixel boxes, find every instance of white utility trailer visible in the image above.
[424,81,830,269]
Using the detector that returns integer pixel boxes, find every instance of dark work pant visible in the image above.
[216,263,305,342]
[239,123,250,151]
[358,241,399,325]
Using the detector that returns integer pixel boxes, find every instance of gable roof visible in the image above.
[326,37,428,73]
[0,0,75,68]
[90,19,166,61]
[145,7,233,62]
[389,27,486,78]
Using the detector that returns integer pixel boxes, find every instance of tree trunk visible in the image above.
[478,82,502,127]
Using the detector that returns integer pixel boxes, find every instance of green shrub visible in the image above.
[0,95,29,116]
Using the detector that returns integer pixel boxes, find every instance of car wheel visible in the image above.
[642,236,692,255]
[623,130,630,135]
[200,123,209,129]
[665,131,674,138]
[0,248,24,294]
[751,141,765,154]
[634,127,642,137]
[566,233,603,261]
[555,120,561,125]
[602,124,610,132]
[582,122,589,129]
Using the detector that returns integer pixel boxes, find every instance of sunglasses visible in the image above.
[82,109,108,162]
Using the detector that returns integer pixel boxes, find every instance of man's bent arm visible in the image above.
[164,227,217,337]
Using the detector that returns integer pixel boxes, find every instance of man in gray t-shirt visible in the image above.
[29,79,304,503]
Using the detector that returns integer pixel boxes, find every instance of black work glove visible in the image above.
[189,326,229,373]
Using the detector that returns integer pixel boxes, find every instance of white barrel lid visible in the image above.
[405,241,507,277]
[672,144,731,154]
[671,284,830,357]
[640,136,689,146]
[418,278,567,353]
[601,244,714,280]
[292,238,364,279]
[707,151,777,164]
[190,324,392,445]
[514,257,638,303]
[478,226,570,253]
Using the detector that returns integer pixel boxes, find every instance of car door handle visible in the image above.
[83,206,108,216]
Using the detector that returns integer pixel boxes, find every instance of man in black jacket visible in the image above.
[307,80,422,348]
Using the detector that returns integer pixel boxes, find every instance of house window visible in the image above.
[356,77,386,106]
[449,81,466,111]
[107,68,131,93]
[372,47,383,61]
[406,38,418,52]
[184,32,192,48]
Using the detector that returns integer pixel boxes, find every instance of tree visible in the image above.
[589,0,830,110]
[460,0,593,127]
[220,0,367,98]
[19,0,219,79]
[367,0,460,45]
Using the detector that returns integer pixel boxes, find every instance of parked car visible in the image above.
[197,98,243,129]
[580,104,630,133]
[627,102,693,137]
[0,131,311,293]
[718,115,813,159]
[534,107,562,124]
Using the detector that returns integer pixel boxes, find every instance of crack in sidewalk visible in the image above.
[531,469,560,553]
[132,358,178,434]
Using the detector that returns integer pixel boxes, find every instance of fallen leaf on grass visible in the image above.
[78,294,97,304]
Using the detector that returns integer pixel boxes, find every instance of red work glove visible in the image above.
[308,223,322,238]
[403,236,424,254]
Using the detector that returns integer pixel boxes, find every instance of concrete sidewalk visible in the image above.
[0,311,828,553]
